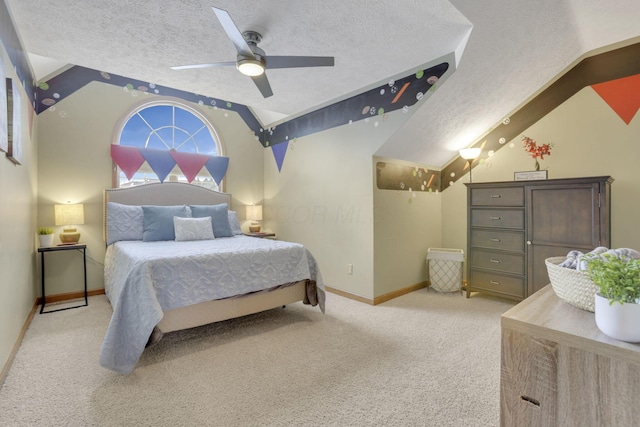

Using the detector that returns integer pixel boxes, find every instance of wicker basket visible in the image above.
[545,256,599,312]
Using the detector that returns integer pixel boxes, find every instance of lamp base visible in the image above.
[60,227,80,244]
[249,222,261,233]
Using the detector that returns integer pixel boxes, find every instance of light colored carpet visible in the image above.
[0,289,514,426]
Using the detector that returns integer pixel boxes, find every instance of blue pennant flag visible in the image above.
[271,141,288,172]
[204,156,230,185]
[140,148,176,182]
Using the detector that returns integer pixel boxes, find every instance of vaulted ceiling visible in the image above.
[5,0,640,167]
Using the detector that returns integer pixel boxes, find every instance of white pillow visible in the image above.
[106,202,144,245]
[173,216,215,242]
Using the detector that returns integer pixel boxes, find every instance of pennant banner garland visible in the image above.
[111,145,229,184]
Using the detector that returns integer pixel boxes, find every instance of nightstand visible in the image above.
[38,243,88,313]
[244,232,276,238]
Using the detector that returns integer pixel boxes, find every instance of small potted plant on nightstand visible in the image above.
[587,254,640,342]
[38,227,55,247]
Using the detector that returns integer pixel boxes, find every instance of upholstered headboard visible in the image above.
[103,182,232,244]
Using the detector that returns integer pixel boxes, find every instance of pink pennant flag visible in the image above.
[111,145,145,180]
[170,151,210,183]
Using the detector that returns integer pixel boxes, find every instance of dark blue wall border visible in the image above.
[35,65,263,138]
[35,61,449,151]
[263,62,449,147]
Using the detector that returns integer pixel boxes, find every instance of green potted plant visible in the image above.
[587,254,640,342]
[38,227,55,247]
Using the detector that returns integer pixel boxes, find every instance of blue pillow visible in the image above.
[191,203,234,238]
[142,205,189,242]
[228,210,243,235]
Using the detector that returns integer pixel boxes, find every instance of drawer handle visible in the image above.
[490,280,501,285]
[490,259,502,263]
[490,238,501,242]
[521,396,541,407]
[490,194,502,198]
[490,216,502,220]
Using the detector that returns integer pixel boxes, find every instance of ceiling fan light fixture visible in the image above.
[172,8,334,98]
[237,58,265,76]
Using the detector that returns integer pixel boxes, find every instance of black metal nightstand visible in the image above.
[37,243,88,313]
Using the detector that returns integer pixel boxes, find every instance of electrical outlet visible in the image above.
[347,264,353,275]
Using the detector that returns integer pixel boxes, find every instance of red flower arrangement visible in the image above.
[522,136,552,171]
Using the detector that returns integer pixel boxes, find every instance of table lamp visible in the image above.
[54,203,85,244]
[246,205,263,233]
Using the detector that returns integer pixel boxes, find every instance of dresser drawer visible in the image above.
[468,270,525,298]
[470,229,524,252]
[470,187,524,206]
[471,250,524,275]
[470,208,524,229]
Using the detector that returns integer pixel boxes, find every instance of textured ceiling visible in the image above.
[5,0,640,167]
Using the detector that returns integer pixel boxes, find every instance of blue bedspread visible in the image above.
[100,236,325,374]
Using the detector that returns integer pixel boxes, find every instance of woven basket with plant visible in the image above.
[545,256,599,312]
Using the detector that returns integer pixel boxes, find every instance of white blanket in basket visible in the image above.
[559,247,640,271]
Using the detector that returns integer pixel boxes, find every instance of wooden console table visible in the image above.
[500,285,640,426]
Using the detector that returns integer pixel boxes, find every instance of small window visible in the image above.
[115,100,224,190]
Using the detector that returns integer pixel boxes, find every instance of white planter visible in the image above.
[39,234,54,247]
[594,293,640,342]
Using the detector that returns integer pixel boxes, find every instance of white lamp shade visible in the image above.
[459,147,482,160]
[246,205,263,221]
[54,204,85,226]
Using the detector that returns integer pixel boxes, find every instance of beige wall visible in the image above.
[36,81,265,295]
[0,46,38,371]
[263,111,414,300]
[442,86,640,274]
[373,156,442,296]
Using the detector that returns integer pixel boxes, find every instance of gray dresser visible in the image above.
[466,176,612,301]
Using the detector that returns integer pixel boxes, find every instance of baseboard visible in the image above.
[36,288,105,305]
[326,281,430,306]
[0,301,38,388]
[325,287,374,304]
[373,281,428,305]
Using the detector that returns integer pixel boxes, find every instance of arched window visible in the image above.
[114,99,225,190]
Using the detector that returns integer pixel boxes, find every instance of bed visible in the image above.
[99,182,325,374]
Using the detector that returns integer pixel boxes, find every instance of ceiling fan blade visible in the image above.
[171,62,236,70]
[251,74,273,98]
[265,56,335,69]
[212,7,255,58]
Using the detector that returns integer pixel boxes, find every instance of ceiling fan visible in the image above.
[171,7,335,98]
